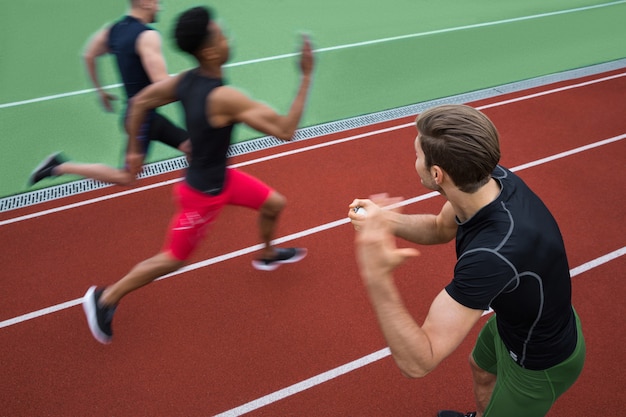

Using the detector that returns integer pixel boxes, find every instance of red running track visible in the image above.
[0,69,625,416]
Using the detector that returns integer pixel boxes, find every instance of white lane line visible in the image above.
[478,72,626,111]
[0,124,407,227]
[1,1,623,109]
[1,134,624,330]
[0,219,345,330]
[570,247,626,277]
[511,135,626,171]
[213,348,392,417]
[214,247,626,417]
[2,70,625,228]
[1,247,621,417]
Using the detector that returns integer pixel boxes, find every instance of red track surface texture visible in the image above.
[1,69,625,416]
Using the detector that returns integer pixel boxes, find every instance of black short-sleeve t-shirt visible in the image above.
[445,166,577,370]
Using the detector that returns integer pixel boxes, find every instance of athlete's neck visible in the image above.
[197,65,222,79]
[129,8,152,25]
[448,178,501,223]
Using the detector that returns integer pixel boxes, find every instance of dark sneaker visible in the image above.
[252,247,307,271]
[82,286,116,344]
[28,152,65,185]
[437,411,477,417]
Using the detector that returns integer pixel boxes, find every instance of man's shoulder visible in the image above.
[137,28,162,42]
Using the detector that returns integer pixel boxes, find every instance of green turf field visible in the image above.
[1,0,625,198]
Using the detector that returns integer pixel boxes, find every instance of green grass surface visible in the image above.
[1,0,625,198]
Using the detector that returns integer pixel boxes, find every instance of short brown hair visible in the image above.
[416,104,500,193]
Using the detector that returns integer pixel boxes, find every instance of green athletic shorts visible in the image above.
[472,310,585,417]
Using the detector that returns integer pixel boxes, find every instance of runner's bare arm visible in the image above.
[209,35,313,140]
[136,30,170,83]
[83,27,116,112]
[387,200,458,245]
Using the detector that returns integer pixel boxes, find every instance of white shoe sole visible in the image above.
[251,248,308,271]
[82,286,112,344]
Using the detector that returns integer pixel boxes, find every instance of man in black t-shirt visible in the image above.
[349,104,585,417]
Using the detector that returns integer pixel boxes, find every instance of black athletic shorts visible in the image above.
[124,108,188,155]
[140,111,188,154]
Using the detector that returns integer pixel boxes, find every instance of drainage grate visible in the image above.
[2,59,624,213]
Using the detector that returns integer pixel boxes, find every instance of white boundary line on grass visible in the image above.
[1,0,624,110]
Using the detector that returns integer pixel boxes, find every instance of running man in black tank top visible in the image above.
[348,105,584,417]
[82,6,313,344]
[29,0,190,187]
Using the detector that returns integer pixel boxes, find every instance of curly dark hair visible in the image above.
[173,6,213,56]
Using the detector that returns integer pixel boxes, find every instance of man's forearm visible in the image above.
[364,275,436,378]
[278,74,312,141]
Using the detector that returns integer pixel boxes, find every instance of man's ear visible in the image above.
[431,165,444,184]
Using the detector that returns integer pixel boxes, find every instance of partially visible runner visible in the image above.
[83,5,313,344]
[29,0,190,187]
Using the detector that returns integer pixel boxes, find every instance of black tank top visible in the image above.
[177,70,234,195]
[108,16,153,99]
